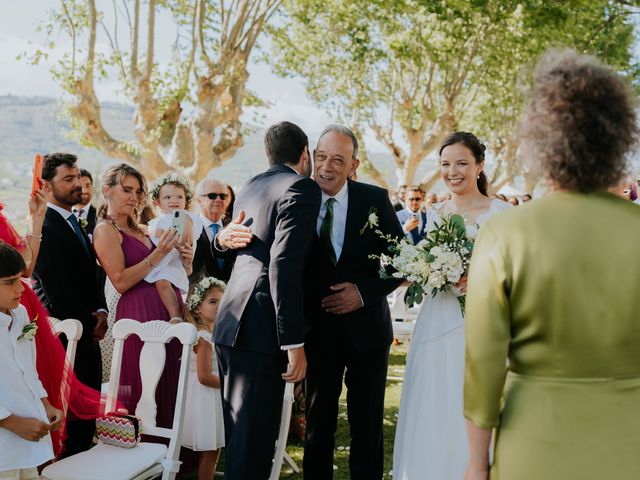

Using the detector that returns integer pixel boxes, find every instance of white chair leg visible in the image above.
[269,383,295,480]
[283,451,301,473]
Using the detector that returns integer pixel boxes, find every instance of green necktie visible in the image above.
[320,197,337,265]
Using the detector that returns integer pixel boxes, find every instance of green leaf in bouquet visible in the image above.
[404,284,424,307]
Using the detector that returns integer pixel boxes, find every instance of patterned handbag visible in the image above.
[95,412,142,448]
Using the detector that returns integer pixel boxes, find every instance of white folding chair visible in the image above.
[388,287,419,341]
[269,383,301,479]
[42,319,197,480]
[49,317,83,419]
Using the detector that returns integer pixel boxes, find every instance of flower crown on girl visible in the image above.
[186,276,227,311]
[149,172,194,209]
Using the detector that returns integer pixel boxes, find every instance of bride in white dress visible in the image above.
[393,132,510,480]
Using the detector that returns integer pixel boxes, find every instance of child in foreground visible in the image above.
[181,276,226,480]
[0,242,63,480]
[146,173,201,322]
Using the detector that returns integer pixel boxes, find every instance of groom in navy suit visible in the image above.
[213,122,321,479]
[396,186,427,244]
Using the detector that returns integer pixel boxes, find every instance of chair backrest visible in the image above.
[50,318,83,418]
[388,287,419,322]
[104,320,197,473]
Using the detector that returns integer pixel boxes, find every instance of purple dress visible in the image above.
[115,230,182,429]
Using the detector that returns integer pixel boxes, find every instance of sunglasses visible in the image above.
[201,192,228,200]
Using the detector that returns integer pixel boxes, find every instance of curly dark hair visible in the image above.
[520,49,638,193]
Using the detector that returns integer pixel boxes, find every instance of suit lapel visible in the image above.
[46,207,93,259]
[338,180,364,263]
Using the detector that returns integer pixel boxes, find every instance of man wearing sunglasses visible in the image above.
[396,186,427,244]
[191,178,234,282]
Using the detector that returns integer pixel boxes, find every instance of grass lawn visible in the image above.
[195,342,408,479]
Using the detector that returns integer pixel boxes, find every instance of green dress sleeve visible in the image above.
[463,222,511,429]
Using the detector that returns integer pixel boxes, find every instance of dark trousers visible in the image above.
[303,338,390,480]
[62,339,102,457]
[216,345,287,480]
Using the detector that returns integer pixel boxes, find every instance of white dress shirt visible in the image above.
[0,306,54,470]
[47,202,77,233]
[200,214,224,242]
[316,181,349,261]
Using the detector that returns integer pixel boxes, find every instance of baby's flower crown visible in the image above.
[186,276,226,311]
[149,172,194,206]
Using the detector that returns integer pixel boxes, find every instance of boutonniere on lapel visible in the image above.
[18,317,38,341]
[359,207,379,234]
[78,217,89,233]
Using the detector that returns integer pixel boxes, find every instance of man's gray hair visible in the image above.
[318,124,359,159]
[195,177,227,196]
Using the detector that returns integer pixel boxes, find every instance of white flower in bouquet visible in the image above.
[370,212,474,314]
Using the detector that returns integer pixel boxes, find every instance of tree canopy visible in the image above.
[27,0,280,180]
[269,0,639,190]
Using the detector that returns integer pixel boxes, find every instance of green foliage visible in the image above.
[269,0,639,185]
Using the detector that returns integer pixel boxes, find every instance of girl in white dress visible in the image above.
[147,174,202,322]
[182,276,226,479]
[393,132,510,479]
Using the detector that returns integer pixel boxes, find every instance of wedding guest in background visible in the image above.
[426,192,439,208]
[393,184,408,211]
[496,193,508,202]
[191,178,233,282]
[0,242,63,480]
[72,169,97,235]
[33,153,108,456]
[439,192,452,202]
[396,186,427,244]
[93,164,190,427]
[146,173,198,323]
[508,196,520,206]
[222,185,235,227]
[522,193,533,202]
[182,276,226,480]
[464,49,640,480]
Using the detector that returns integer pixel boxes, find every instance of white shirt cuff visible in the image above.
[354,284,364,307]
[213,235,228,252]
[0,406,12,421]
[281,343,304,350]
[97,308,108,314]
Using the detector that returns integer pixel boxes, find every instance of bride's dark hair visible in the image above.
[438,132,489,197]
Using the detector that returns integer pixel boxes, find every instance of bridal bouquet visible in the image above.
[370,213,473,313]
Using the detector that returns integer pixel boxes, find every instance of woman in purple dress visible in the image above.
[93,163,193,429]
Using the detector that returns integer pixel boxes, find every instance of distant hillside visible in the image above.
[0,94,406,226]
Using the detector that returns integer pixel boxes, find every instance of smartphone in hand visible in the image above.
[31,153,44,195]
[171,210,186,243]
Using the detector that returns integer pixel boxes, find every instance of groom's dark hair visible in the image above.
[264,121,309,166]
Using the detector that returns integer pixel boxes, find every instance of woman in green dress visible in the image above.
[463,49,640,480]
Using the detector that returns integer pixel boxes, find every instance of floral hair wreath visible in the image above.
[149,172,194,207]
[186,277,227,311]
